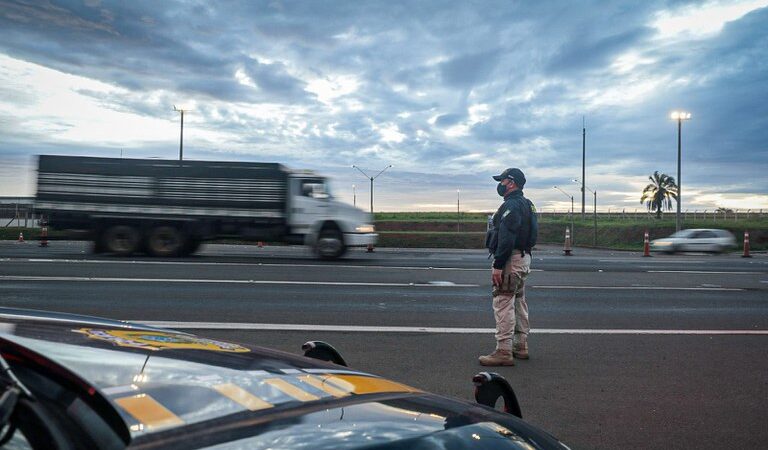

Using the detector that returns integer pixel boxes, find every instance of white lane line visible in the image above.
[531,285,743,292]
[648,270,763,275]
[10,258,495,272]
[0,276,477,288]
[600,259,706,263]
[0,276,742,290]
[135,321,768,335]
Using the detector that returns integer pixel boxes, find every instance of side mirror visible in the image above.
[473,372,522,418]
[302,341,348,366]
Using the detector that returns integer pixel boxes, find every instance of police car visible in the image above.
[0,307,570,449]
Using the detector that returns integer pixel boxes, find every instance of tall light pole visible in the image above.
[670,111,691,232]
[581,116,586,219]
[352,184,356,207]
[554,185,574,243]
[352,164,392,214]
[457,189,461,232]
[573,179,596,247]
[173,105,191,161]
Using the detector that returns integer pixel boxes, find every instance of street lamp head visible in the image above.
[670,111,692,120]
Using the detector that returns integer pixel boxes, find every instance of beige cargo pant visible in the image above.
[491,252,531,351]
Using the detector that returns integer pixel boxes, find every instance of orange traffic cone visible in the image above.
[742,231,752,258]
[367,243,374,253]
[563,227,572,256]
[643,230,651,257]
[17,232,25,243]
[258,241,264,248]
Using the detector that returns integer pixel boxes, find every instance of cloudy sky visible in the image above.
[1,0,767,212]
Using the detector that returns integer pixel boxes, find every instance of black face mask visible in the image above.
[497,183,507,197]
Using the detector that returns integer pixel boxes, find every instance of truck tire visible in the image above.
[103,225,140,256]
[317,229,346,260]
[147,226,185,257]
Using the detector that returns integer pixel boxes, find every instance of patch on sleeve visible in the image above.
[502,210,510,219]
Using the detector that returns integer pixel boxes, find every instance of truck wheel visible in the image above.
[147,226,185,257]
[317,229,346,259]
[103,225,140,256]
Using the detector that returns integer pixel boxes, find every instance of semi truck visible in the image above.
[34,155,377,259]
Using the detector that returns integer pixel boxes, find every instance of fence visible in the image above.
[0,198,40,228]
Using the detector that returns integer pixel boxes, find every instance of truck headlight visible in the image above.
[355,224,375,233]
[653,241,671,247]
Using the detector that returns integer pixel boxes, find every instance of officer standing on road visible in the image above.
[479,168,538,366]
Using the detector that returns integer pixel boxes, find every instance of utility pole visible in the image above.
[173,105,191,161]
[353,184,356,207]
[352,165,392,214]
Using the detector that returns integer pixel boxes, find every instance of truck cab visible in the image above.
[288,172,376,259]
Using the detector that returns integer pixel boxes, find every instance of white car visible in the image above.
[650,228,736,254]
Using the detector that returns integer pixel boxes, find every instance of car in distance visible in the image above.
[650,228,736,254]
[0,307,570,449]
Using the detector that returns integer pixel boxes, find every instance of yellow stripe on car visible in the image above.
[213,383,274,411]
[264,378,321,402]
[115,394,184,430]
[324,375,420,395]
[298,375,350,398]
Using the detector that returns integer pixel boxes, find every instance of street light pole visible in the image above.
[353,184,356,207]
[554,185,575,244]
[457,189,460,232]
[352,164,392,214]
[574,179,597,247]
[581,116,586,219]
[671,111,691,232]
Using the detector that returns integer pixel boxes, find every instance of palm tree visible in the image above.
[640,171,678,218]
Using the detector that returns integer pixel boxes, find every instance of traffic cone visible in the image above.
[367,243,374,253]
[742,231,752,258]
[563,227,572,256]
[258,241,263,248]
[17,232,25,243]
[39,224,48,248]
[642,230,651,257]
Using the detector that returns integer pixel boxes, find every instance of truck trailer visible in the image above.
[35,155,376,259]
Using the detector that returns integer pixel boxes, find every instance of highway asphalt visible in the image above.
[1,240,767,449]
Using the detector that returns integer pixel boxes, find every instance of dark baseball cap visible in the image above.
[492,168,526,187]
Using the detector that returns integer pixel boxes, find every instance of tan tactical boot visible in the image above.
[513,342,529,360]
[478,349,515,366]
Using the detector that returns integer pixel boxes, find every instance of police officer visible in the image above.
[479,168,537,366]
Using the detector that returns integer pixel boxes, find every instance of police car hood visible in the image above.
[0,307,564,449]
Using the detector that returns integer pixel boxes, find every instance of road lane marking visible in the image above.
[647,270,763,275]
[134,321,768,335]
[600,259,706,263]
[7,258,498,272]
[531,285,743,291]
[0,275,478,287]
[0,276,743,290]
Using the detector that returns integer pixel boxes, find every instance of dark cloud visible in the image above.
[0,0,765,209]
[546,27,655,74]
